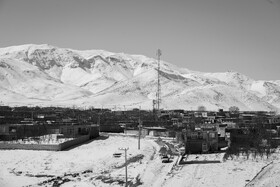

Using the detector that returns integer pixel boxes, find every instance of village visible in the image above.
[1,105,280,186]
[1,105,280,154]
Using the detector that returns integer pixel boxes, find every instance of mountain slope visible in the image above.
[0,44,279,111]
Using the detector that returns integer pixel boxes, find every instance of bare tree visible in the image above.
[197,105,206,111]
[229,106,239,113]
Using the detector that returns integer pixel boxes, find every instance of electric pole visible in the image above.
[138,106,142,150]
[119,147,129,186]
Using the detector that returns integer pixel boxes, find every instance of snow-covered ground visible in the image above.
[0,135,161,187]
[0,135,280,187]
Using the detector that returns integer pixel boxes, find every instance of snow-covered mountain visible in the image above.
[0,44,279,112]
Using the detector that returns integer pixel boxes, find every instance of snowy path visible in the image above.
[246,161,280,187]
[139,152,178,187]
[159,153,280,187]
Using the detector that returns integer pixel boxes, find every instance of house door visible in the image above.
[202,142,208,153]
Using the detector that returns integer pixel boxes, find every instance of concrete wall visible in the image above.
[0,135,91,151]
[0,142,60,151]
[59,135,90,150]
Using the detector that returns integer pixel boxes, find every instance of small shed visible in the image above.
[144,127,167,137]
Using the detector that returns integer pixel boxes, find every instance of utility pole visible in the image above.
[98,113,101,132]
[119,147,129,186]
[31,111,34,122]
[138,106,142,150]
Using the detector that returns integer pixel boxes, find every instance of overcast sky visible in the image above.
[0,0,280,80]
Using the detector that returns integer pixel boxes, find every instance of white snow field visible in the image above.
[1,135,280,187]
[0,135,161,187]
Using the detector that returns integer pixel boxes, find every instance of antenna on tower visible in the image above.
[156,49,162,121]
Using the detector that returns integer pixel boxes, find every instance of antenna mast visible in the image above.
[156,49,162,118]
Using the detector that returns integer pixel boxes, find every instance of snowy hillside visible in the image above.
[0,44,279,112]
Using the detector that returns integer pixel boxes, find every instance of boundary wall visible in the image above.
[0,135,91,151]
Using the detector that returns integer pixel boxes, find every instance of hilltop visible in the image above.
[0,44,279,112]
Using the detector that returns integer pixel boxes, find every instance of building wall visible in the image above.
[0,124,48,140]
[59,125,99,138]
[185,141,204,153]
[89,126,99,139]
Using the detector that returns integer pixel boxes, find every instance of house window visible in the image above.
[198,132,203,139]
[0,126,6,133]
[209,132,215,138]
[191,133,198,139]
